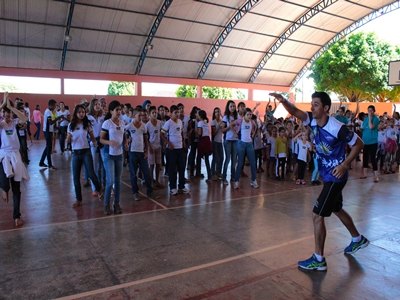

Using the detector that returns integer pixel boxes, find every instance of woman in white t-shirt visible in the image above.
[197,110,212,181]
[0,94,29,227]
[67,104,102,208]
[211,107,224,180]
[234,108,259,189]
[221,100,239,184]
[100,100,124,215]
[87,98,105,196]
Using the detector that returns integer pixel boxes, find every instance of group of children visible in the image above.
[2,93,400,226]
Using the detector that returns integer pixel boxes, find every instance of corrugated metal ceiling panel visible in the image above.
[140,58,199,78]
[223,30,276,52]
[205,64,253,83]
[255,70,296,86]
[148,38,208,62]
[0,46,60,69]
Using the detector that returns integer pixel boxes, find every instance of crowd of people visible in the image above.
[1,93,399,231]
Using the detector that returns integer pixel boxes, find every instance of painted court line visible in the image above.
[0,186,324,234]
[120,179,169,209]
[55,235,314,300]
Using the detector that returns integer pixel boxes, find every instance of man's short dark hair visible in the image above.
[312,92,331,112]
[48,99,57,106]
[170,105,179,113]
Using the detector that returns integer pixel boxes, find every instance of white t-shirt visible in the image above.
[162,119,183,149]
[210,119,223,143]
[145,120,161,150]
[239,119,253,143]
[67,123,92,150]
[267,136,276,157]
[24,107,31,121]
[296,139,311,162]
[222,115,238,141]
[125,122,147,153]
[0,119,20,151]
[43,108,54,133]
[197,120,210,137]
[57,110,70,127]
[87,114,105,138]
[101,119,124,156]
[181,115,190,140]
[385,127,398,141]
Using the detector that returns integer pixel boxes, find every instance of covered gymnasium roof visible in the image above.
[0,0,399,87]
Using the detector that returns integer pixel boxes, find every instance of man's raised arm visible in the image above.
[269,93,308,122]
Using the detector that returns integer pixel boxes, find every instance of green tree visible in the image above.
[176,85,197,98]
[309,32,399,102]
[0,83,17,92]
[107,81,135,96]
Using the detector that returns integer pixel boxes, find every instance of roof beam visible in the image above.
[291,0,400,87]
[249,0,338,83]
[279,0,355,22]
[197,0,261,79]
[135,0,173,75]
[60,0,76,70]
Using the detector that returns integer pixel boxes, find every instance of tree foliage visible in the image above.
[176,85,245,100]
[107,81,135,96]
[309,32,400,102]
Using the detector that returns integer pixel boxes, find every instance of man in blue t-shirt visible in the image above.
[270,92,369,271]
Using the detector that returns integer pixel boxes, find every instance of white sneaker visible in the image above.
[180,187,191,194]
[251,180,259,189]
[234,181,239,189]
[170,189,178,195]
[133,193,140,201]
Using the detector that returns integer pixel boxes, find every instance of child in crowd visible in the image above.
[146,106,163,188]
[210,107,224,180]
[295,131,311,185]
[197,110,212,181]
[275,127,288,180]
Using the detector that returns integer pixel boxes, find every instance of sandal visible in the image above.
[374,177,380,183]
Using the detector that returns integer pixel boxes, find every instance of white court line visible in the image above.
[120,179,169,209]
[55,234,314,300]
[55,215,386,300]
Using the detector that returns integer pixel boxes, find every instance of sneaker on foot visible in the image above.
[344,235,369,254]
[113,204,122,214]
[170,188,178,196]
[39,163,48,168]
[133,193,140,201]
[104,206,112,216]
[72,201,82,208]
[234,181,239,189]
[250,180,259,189]
[179,187,190,194]
[223,179,229,185]
[298,254,327,271]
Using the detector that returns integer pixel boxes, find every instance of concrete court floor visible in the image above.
[0,141,399,299]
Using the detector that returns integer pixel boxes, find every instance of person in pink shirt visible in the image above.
[32,105,42,140]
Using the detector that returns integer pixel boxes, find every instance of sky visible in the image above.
[1,6,399,97]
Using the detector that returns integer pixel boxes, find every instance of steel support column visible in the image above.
[248,0,338,83]
[60,0,76,70]
[135,0,173,75]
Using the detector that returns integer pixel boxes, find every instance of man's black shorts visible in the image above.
[313,181,347,217]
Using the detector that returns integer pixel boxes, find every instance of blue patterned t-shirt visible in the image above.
[304,112,358,182]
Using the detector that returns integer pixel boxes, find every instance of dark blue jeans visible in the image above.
[211,141,223,176]
[72,149,101,201]
[0,163,21,219]
[59,126,68,153]
[167,148,186,190]
[39,131,53,167]
[223,140,237,181]
[128,151,153,195]
[34,122,41,140]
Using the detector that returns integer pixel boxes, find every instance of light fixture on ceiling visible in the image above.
[64,35,72,42]
[146,44,154,50]
[213,51,219,58]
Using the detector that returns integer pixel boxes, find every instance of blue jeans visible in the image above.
[235,141,257,182]
[90,145,105,191]
[311,155,319,181]
[72,149,101,201]
[34,122,41,140]
[101,150,123,208]
[211,141,223,176]
[223,140,237,181]
[167,148,186,190]
[128,151,153,195]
